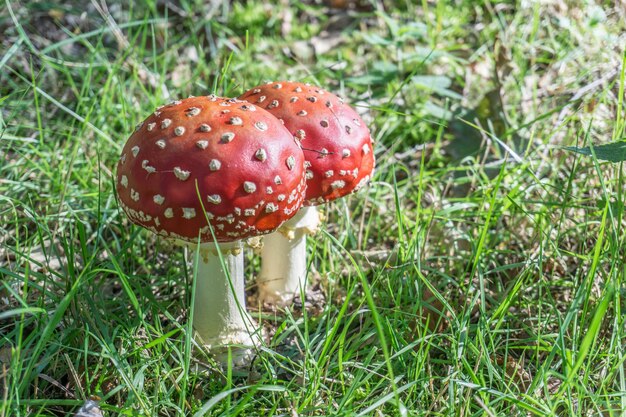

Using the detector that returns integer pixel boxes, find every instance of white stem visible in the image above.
[191,241,258,364]
[258,206,320,305]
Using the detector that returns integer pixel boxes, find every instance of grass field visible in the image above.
[1,1,626,416]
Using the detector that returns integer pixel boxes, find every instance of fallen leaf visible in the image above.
[74,400,103,417]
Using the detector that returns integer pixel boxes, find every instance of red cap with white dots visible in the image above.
[116,96,307,243]
[240,81,374,206]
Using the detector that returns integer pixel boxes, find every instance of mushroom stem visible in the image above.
[192,241,258,364]
[258,206,321,305]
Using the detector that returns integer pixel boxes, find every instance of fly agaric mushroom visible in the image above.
[240,81,374,305]
[116,95,306,363]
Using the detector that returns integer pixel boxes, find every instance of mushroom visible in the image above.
[115,96,306,363]
[240,81,375,305]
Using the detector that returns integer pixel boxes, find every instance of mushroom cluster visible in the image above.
[116,96,306,363]
[116,84,373,365]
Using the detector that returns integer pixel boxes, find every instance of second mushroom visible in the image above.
[240,81,375,305]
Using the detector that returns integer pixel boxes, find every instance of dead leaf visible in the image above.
[74,400,103,417]
[496,355,532,392]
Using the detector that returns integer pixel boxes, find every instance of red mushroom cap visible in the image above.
[239,81,374,206]
[116,96,306,243]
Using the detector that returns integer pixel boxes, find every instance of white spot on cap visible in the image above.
[277,194,286,201]
[266,186,273,194]
[325,100,332,108]
[174,167,190,181]
[255,121,268,131]
[196,140,208,149]
[156,140,166,149]
[274,175,282,184]
[265,203,278,213]
[257,96,266,103]
[307,96,317,103]
[234,207,241,216]
[182,208,196,219]
[147,122,156,131]
[342,149,351,158]
[243,181,257,193]
[294,86,302,93]
[174,126,185,136]
[199,124,211,132]
[306,170,314,180]
[120,175,128,188]
[186,107,200,117]
[209,159,221,171]
[207,194,221,204]
[295,129,305,140]
[164,208,174,218]
[362,144,370,154]
[286,156,295,170]
[221,214,235,224]
[268,99,279,109]
[297,110,307,116]
[354,175,370,191]
[142,160,156,173]
[120,154,127,164]
[221,132,235,143]
[154,217,160,226]
[229,117,243,126]
[130,189,140,202]
[273,83,282,89]
[319,148,329,158]
[325,170,334,178]
[290,97,298,103]
[331,180,346,189]
[131,146,140,157]
[304,161,311,168]
[244,208,255,216]
[153,195,165,205]
[255,149,267,161]
[161,119,172,129]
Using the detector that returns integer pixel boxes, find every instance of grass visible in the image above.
[1,0,626,415]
